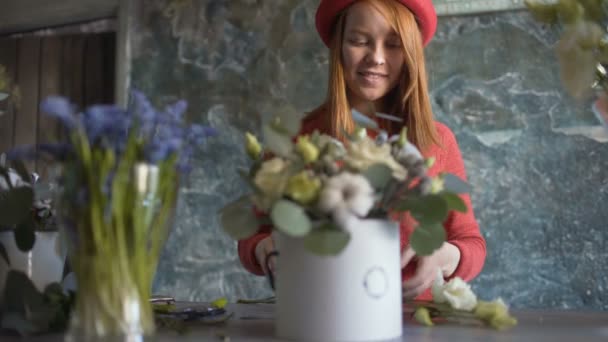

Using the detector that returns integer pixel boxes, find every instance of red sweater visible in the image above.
[237,114,486,300]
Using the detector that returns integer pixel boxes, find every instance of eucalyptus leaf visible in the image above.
[219,195,260,240]
[442,173,472,194]
[0,92,9,101]
[11,159,31,184]
[410,223,446,256]
[303,223,351,256]
[0,186,34,226]
[351,109,379,130]
[362,163,393,190]
[270,199,311,237]
[441,193,467,213]
[262,124,293,158]
[395,195,448,224]
[272,105,302,136]
[374,112,403,122]
[0,241,9,265]
[14,218,36,252]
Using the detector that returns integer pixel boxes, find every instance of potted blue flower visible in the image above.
[9,91,214,340]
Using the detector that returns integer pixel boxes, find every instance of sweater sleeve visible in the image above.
[237,207,272,276]
[437,123,487,282]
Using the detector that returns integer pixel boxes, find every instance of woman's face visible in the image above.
[341,2,405,112]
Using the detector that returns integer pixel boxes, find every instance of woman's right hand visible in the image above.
[255,235,276,275]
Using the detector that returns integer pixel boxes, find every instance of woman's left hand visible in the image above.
[401,242,461,299]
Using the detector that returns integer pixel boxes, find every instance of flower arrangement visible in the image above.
[6,91,215,339]
[221,109,470,256]
[526,0,608,99]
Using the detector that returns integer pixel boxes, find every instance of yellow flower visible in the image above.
[245,132,262,160]
[285,171,321,205]
[474,299,517,330]
[345,136,407,180]
[430,177,444,194]
[413,307,434,326]
[296,135,319,163]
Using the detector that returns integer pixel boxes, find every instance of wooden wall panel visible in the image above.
[0,33,116,175]
[0,39,17,156]
[14,37,40,172]
[38,36,62,178]
[61,36,85,109]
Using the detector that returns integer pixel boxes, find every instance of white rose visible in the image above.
[432,271,478,311]
[252,158,290,210]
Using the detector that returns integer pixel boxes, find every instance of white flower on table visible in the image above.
[317,172,375,225]
[432,270,478,311]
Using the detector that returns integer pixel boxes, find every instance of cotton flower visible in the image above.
[318,172,375,221]
[432,271,478,311]
[345,136,407,180]
[285,171,321,205]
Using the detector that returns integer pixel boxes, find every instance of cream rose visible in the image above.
[344,136,407,180]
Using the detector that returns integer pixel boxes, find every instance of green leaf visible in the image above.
[270,199,311,237]
[3,270,46,313]
[442,173,472,194]
[441,193,467,213]
[303,223,350,256]
[262,124,293,158]
[0,92,9,101]
[219,195,260,240]
[362,163,393,190]
[0,241,9,265]
[11,159,31,184]
[395,195,448,224]
[0,186,34,226]
[410,222,446,256]
[14,218,36,252]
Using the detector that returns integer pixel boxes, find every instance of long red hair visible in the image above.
[309,0,439,150]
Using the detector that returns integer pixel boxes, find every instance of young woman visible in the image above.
[238,0,486,300]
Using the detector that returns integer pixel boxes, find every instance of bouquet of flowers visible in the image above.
[221,109,470,256]
[526,0,608,128]
[8,91,215,339]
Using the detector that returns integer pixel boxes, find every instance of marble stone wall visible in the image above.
[129,0,608,310]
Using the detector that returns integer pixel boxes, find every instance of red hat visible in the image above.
[315,0,437,47]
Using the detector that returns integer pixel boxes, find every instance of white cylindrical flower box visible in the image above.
[0,231,66,297]
[274,218,402,342]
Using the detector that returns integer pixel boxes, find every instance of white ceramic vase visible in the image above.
[274,217,402,342]
[0,231,66,300]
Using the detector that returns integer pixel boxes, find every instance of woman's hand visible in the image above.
[401,242,461,299]
[255,236,276,275]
